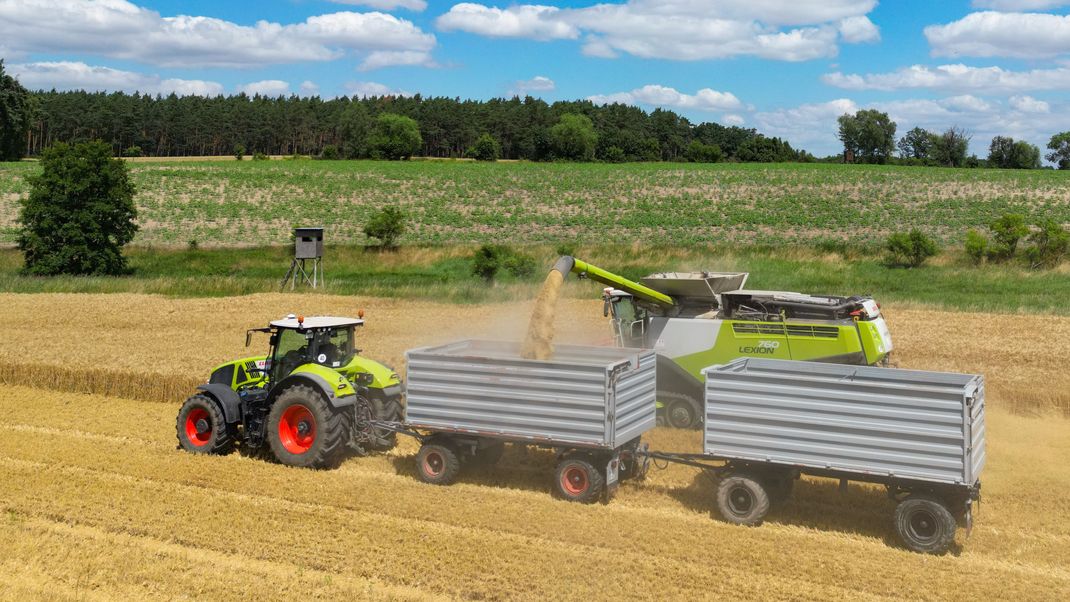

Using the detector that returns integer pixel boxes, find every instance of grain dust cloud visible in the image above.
[520,270,564,360]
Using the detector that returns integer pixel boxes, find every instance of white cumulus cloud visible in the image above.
[509,75,555,95]
[926,11,1070,59]
[437,1,879,62]
[0,0,437,69]
[344,80,411,97]
[1009,95,1051,112]
[8,61,223,96]
[589,85,745,112]
[238,80,291,96]
[823,63,1070,93]
[299,81,320,95]
[328,0,428,11]
[971,1,1070,9]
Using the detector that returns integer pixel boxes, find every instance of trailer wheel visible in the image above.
[894,494,957,554]
[267,385,351,469]
[554,457,605,504]
[716,473,771,526]
[416,442,462,485]
[176,395,234,455]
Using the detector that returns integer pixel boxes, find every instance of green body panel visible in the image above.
[857,321,890,364]
[673,321,867,381]
[338,356,401,389]
[210,354,398,392]
[290,362,357,398]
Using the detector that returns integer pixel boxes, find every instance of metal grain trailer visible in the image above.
[400,339,657,502]
[691,358,985,554]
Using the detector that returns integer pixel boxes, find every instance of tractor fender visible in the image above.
[268,373,357,409]
[195,384,242,424]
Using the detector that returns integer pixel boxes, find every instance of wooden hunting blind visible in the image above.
[281,227,325,289]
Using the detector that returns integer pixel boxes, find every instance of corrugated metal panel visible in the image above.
[609,351,657,447]
[703,358,985,486]
[405,340,656,449]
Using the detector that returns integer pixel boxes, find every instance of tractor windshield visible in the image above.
[313,326,356,368]
[273,328,312,379]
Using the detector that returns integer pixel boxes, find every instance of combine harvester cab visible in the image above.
[401,339,657,503]
[552,256,893,428]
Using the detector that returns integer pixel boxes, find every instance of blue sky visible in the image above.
[3,1,1069,156]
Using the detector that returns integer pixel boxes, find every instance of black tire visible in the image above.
[716,472,771,526]
[367,395,402,451]
[894,494,957,554]
[469,442,505,467]
[554,457,605,504]
[415,442,462,485]
[661,393,701,429]
[176,394,234,455]
[267,385,352,469]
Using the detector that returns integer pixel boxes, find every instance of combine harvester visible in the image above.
[549,257,893,428]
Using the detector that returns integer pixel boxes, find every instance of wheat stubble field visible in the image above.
[0,292,1068,600]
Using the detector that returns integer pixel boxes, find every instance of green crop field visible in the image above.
[2,159,1068,247]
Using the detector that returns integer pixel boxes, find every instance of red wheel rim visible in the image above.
[561,465,589,495]
[422,450,444,477]
[184,407,212,447]
[278,404,316,454]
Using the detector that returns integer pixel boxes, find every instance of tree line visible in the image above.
[0,60,810,164]
[837,109,1070,169]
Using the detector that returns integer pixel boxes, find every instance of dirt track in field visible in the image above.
[1,386,1068,601]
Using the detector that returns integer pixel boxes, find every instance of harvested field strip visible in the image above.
[2,292,1068,415]
[1,386,1068,600]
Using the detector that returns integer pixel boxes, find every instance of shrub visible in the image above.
[964,229,988,264]
[686,140,723,163]
[252,152,269,161]
[989,213,1029,261]
[884,229,937,268]
[233,144,246,161]
[363,206,406,249]
[16,140,138,275]
[122,146,143,158]
[554,243,577,257]
[466,134,501,162]
[549,114,597,161]
[1024,220,1069,269]
[319,144,339,160]
[602,146,626,163]
[471,245,536,281]
[367,113,422,160]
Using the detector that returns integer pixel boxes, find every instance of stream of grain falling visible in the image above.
[520,270,565,360]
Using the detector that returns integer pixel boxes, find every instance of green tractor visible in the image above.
[553,257,893,429]
[176,314,403,468]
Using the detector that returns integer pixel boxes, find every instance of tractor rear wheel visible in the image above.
[176,394,234,455]
[267,385,352,469]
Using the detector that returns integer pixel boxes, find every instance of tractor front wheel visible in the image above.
[176,394,234,455]
[267,385,352,469]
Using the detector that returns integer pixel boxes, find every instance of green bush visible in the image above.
[686,140,723,163]
[367,113,422,160]
[466,134,501,161]
[122,145,143,157]
[989,213,1028,261]
[16,140,138,275]
[471,245,536,281]
[363,206,406,249]
[884,229,938,268]
[554,243,577,257]
[252,152,268,161]
[319,144,339,160]
[550,114,597,161]
[964,229,988,264]
[1024,220,1069,269]
[602,146,626,163]
[233,144,246,161]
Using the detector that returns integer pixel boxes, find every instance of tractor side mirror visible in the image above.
[603,299,610,317]
[245,331,253,347]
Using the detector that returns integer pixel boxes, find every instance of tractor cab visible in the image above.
[262,315,364,381]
